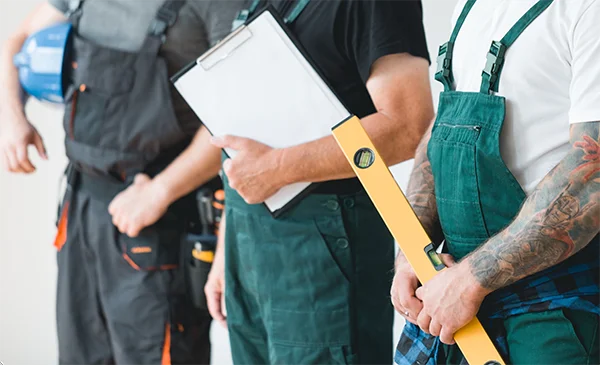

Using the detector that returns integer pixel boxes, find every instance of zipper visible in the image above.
[437,123,481,131]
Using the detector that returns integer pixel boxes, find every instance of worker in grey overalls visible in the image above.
[0,0,244,363]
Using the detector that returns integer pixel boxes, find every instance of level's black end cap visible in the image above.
[331,115,357,131]
[484,361,502,365]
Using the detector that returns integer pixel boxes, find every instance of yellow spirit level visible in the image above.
[332,116,504,365]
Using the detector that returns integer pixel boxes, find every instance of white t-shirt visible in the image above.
[450,0,600,194]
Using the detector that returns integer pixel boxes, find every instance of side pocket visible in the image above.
[117,213,183,271]
[269,307,354,364]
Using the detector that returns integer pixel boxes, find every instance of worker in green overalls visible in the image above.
[392,0,599,364]
[204,0,433,364]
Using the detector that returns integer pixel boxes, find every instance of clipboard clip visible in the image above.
[197,25,253,71]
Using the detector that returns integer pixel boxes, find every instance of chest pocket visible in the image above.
[428,122,490,259]
[63,34,185,180]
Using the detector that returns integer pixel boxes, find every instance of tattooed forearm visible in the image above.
[468,122,600,291]
[406,123,444,245]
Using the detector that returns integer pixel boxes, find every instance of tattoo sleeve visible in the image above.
[468,122,600,291]
[405,123,444,246]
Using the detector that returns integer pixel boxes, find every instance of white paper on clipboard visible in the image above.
[173,10,351,215]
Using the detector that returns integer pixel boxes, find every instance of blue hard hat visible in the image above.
[13,23,73,104]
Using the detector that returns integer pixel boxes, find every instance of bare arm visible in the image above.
[205,211,227,326]
[0,2,66,114]
[153,126,222,204]
[395,122,444,266]
[279,53,434,184]
[0,2,66,173]
[466,121,600,293]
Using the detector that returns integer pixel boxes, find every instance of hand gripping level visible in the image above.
[332,116,504,365]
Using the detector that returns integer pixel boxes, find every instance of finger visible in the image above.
[126,223,141,238]
[32,132,48,160]
[415,286,425,301]
[440,327,456,345]
[1,152,9,170]
[223,159,232,173]
[108,199,117,215]
[6,149,25,173]
[205,284,226,324]
[439,253,456,267]
[417,312,432,334]
[402,296,424,319]
[15,145,35,173]
[429,320,442,337]
[396,279,424,317]
[393,301,418,325]
[133,173,150,185]
[211,135,249,151]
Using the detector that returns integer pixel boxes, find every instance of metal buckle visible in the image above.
[435,42,454,79]
[482,41,507,77]
[157,6,178,26]
[148,19,168,37]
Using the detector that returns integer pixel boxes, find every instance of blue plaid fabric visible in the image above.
[394,237,600,365]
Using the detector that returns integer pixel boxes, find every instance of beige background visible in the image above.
[0,0,458,363]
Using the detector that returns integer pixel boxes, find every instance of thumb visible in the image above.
[439,253,457,267]
[32,131,48,160]
[133,173,151,185]
[211,135,249,151]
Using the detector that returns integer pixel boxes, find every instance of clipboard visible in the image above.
[172,6,353,217]
[332,116,505,365]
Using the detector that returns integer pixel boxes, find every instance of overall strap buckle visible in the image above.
[435,42,454,91]
[481,41,507,94]
[147,0,186,42]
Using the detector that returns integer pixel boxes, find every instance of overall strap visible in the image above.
[232,0,262,30]
[147,0,187,42]
[480,0,554,94]
[66,0,84,29]
[233,0,311,30]
[435,0,477,91]
[284,0,310,24]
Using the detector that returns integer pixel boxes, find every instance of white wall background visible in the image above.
[0,1,458,363]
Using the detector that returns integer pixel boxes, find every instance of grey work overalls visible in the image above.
[53,1,212,363]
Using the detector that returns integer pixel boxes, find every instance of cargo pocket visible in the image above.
[269,308,355,364]
[117,212,183,271]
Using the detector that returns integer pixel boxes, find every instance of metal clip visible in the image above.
[435,42,454,80]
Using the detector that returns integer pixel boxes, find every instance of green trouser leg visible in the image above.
[224,185,394,364]
[443,309,600,365]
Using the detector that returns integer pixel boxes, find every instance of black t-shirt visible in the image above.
[257,0,430,193]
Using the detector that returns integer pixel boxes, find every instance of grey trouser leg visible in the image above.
[56,188,211,364]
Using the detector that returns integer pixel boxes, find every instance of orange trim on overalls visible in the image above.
[122,253,141,271]
[162,323,171,365]
[53,202,70,251]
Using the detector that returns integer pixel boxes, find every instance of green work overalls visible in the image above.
[222,2,394,364]
[428,1,599,364]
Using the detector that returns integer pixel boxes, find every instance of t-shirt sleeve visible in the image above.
[569,0,600,124]
[48,0,69,13]
[342,0,430,83]
[196,0,246,47]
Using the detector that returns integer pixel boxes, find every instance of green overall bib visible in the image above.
[223,2,394,365]
[428,1,599,364]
